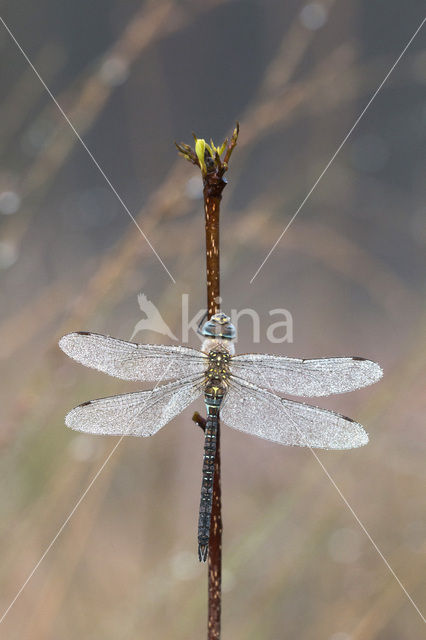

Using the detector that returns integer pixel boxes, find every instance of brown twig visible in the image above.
[192,412,207,431]
[181,124,239,639]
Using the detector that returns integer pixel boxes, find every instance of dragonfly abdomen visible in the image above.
[198,393,223,562]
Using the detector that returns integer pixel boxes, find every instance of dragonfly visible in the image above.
[59,312,382,562]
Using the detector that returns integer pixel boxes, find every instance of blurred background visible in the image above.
[0,1,425,638]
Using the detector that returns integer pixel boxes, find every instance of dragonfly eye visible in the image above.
[201,313,236,340]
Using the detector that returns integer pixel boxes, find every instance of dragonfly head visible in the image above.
[201,312,236,341]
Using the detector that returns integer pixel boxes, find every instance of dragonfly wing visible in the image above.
[221,379,368,449]
[59,332,207,381]
[65,375,204,436]
[231,354,382,396]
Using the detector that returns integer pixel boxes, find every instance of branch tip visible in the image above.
[176,124,240,177]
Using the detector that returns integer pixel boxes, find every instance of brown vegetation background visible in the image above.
[0,1,425,638]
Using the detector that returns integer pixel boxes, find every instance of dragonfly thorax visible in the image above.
[206,349,231,379]
[204,348,231,398]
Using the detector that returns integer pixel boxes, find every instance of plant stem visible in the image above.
[179,124,239,640]
[203,168,226,640]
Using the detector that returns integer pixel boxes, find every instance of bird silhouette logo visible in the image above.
[131,294,178,341]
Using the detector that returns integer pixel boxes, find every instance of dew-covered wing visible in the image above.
[59,332,207,381]
[65,375,204,436]
[231,354,382,397]
[221,379,368,449]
